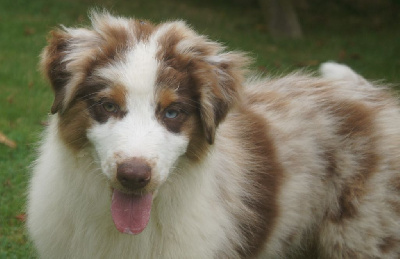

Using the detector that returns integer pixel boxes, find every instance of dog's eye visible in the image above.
[164,109,179,119]
[102,102,118,113]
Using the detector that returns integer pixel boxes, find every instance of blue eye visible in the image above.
[165,109,179,119]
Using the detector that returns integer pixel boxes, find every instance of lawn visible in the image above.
[0,0,399,257]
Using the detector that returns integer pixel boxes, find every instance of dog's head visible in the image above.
[41,11,249,234]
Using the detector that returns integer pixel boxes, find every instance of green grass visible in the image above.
[0,0,399,257]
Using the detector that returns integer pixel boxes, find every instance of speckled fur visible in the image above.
[27,12,400,259]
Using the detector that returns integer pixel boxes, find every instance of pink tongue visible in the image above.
[111,190,153,235]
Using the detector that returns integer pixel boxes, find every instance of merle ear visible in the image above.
[162,22,251,144]
[40,25,100,114]
[40,29,73,114]
[193,52,250,144]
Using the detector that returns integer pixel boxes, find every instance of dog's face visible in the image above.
[41,12,248,234]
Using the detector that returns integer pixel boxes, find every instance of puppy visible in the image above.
[27,11,400,258]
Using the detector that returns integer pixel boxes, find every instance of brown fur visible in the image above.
[231,108,284,257]
[326,101,379,221]
[58,101,91,150]
[379,236,399,254]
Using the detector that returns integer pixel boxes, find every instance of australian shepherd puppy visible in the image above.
[27,11,400,258]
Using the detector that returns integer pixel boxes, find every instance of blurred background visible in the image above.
[0,0,399,257]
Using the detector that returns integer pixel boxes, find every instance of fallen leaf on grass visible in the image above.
[15,213,26,222]
[7,95,14,104]
[0,131,17,148]
[338,50,362,61]
[350,53,361,60]
[3,179,12,187]
[255,24,267,32]
[24,27,36,36]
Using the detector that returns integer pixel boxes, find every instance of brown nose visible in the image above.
[116,158,151,190]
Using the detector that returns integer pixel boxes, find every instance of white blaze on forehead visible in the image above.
[121,42,159,96]
[94,40,159,99]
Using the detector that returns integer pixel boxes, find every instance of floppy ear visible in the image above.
[40,29,73,114]
[160,22,251,144]
[41,11,126,114]
[41,27,100,114]
[191,52,249,144]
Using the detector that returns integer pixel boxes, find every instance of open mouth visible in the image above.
[111,189,153,235]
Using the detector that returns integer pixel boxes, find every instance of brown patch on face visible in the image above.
[101,84,128,109]
[157,87,180,110]
[156,64,193,111]
[155,77,209,160]
[58,101,91,150]
[81,25,131,80]
[155,66,199,133]
[227,108,284,257]
[86,18,156,73]
[87,85,128,124]
[58,83,128,150]
[324,101,379,222]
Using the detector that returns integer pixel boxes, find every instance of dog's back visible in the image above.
[27,12,400,258]
[243,64,400,258]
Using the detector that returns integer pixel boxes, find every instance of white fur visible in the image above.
[320,61,373,88]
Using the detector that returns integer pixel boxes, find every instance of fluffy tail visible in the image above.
[319,62,371,87]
